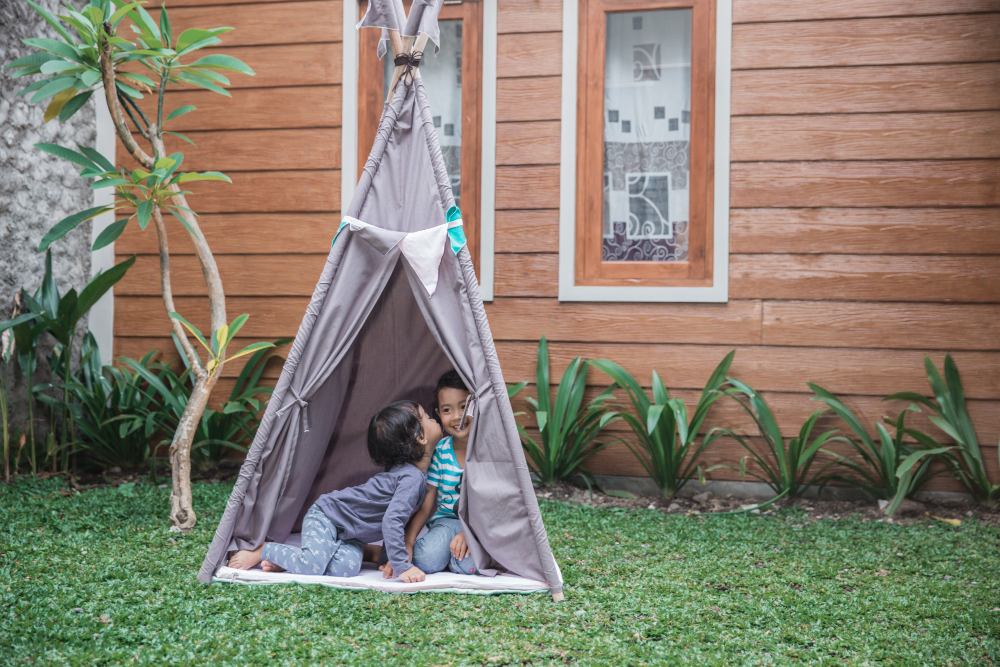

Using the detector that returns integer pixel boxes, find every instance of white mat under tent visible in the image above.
[213,563,550,595]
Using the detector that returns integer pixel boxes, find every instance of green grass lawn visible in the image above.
[2,477,998,666]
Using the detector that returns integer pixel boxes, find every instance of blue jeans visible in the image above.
[412,516,478,575]
[261,505,364,577]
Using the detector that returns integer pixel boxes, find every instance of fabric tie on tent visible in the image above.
[459,381,492,434]
[275,387,310,433]
[394,51,423,84]
[341,216,449,297]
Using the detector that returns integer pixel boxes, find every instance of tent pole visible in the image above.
[386,30,413,102]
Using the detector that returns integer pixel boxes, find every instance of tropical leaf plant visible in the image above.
[9,0,258,529]
[705,378,839,499]
[508,336,618,486]
[889,355,999,508]
[1,310,42,482]
[36,341,164,472]
[17,250,135,470]
[808,384,948,515]
[140,338,288,469]
[591,350,735,498]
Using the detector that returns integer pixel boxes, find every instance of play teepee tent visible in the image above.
[198,0,563,598]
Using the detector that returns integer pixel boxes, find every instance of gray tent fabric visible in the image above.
[198,1,563,596]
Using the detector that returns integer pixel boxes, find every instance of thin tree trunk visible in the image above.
[101,27,227,532]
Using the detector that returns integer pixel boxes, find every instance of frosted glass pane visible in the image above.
[603,10,691,262]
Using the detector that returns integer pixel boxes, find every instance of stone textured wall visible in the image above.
[0,0,96,442]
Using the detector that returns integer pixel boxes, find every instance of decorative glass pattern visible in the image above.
[603,10,691,262]
[385,20,463,207]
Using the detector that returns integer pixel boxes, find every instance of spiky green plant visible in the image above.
[890,355,999,508]
[809,384,952,515]
[706,378,838,499]
[591,351,734,498]
[508,336,618,486]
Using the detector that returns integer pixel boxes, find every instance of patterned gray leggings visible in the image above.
[261,504,365,577]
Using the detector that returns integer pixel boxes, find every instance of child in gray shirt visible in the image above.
[228,400,441,583]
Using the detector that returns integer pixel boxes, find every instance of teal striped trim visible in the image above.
[447,225,466,254]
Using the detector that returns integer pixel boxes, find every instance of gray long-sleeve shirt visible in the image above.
[313,463,427,577]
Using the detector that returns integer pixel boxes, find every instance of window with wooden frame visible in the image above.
[356,0,484,276]
[560,0,731,302]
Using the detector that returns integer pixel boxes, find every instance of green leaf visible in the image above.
[30,77,78,104]
[0,313,41,334]
[165,131,195,145]
[92,219,131,250]
[159,5,172,48]
[536,411,548,434]
[39,205,111,251]
[115,80,143,99]
[133,5,162,41]
[223,342,275,364]
[5,52,60,71]
[22,38,83,63]
[57,90,94,121]
[186,53,255,75]
[77,144,116,172]
[175,171,231,184]
[73,256,135,322]
[154,157,177,171]
[165,105,196,122]
[168,312,211,354]
[24,0,74,43]
[507,381,527,399]
[175,72,230,96]
[175,28,221,54]
[109,1,142,26]
[137,199,152,230]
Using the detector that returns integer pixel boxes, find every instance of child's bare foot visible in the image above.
[262,560,285,573]
[228,544,265,570]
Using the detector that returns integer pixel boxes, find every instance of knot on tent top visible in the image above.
[394,51,423,84]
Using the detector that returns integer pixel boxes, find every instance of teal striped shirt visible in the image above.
[426,436,463,521]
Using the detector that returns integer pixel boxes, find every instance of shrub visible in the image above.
[891,355,999,508]
[38,339,163,473]
[592,351,734,498]
[509,336,618,486]
[126,339,287,470]
[808,384,947,515]
[706,378,838,499]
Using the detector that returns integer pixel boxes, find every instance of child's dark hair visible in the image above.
[431,370,469,422]
[367,400,426,471]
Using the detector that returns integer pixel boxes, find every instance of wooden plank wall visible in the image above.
[115,0,342,403]
[112,0,1000,491]
[487,0,1000,491]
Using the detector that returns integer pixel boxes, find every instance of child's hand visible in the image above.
[399,566,425,583]
[450,531,470,560]
[380,563,395,579]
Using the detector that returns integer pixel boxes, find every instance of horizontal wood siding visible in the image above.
[484,0,1000,494]
[114,0,342,415]
[113,0,1000,495]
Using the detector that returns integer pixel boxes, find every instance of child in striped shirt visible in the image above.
[381,370,478,577]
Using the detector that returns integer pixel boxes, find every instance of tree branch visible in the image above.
[100,22,154,169]
[150,134,227,339]
[151,205,205,376]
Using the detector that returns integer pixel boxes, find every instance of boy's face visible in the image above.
[436,387,472,439]
[416,405,443,455]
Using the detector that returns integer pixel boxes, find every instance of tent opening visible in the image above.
[267,259,453,537]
